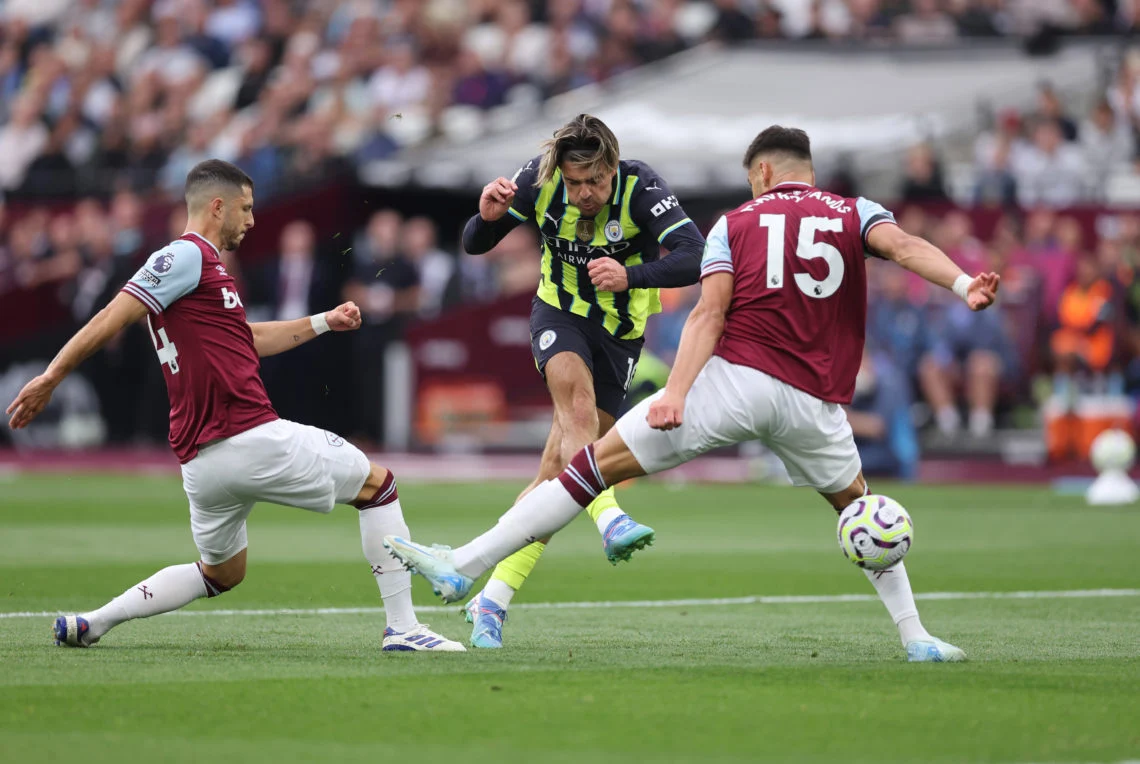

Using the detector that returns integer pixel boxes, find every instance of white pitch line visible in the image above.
[0,588,1137,620]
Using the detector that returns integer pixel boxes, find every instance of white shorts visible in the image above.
[616,356,861,494]
[180,419,371,564]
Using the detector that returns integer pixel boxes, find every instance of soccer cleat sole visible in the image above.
[606,531,655,565]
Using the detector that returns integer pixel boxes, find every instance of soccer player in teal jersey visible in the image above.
[459,114,705,647]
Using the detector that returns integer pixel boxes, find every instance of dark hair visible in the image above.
[742,126,812,168]
[184,160,253,207]
[536,114,620,187]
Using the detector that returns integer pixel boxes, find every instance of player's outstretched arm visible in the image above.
[867,223,1000,311]
[647,272,733,431]
[249,301,362,358]
[7,292,148,429]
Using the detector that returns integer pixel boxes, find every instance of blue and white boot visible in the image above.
[602,514,655,564]
[906,636,966,662]
[382,624,466,652]
[53,615,97,647]
[382,536,474,604]
[463,593,507,649]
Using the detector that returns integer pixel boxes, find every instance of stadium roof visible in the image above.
[360,42,1102,197]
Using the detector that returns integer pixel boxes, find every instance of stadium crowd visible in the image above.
[1,0,1138,468]
[0,0,1130,200]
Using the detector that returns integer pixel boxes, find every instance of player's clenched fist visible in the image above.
[479,177,518,222]
[588,258,629,292]
[647,392,685,431]
[326,301,362,331]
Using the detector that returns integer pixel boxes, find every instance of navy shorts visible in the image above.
[529,297,644,417]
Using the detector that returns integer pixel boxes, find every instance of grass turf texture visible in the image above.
[1,474,1138,764]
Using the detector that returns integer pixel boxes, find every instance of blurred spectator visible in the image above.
[451,47,512,110]
[934,210,987,276]
[646,283,699,365]
[1033,82,1078,142]
[869,262,932,382]
[973,108,1027,206]
[709,0,756,44]
[342,210,421,443]
[368,37,432,121]
[0,95,49,192]
[847,347,920,480]
[488,225,542,297]
[1081,98,1135,197]
[1011,119,1087,208]
[1051,253,1119,397]
[1067,0,1117,35]
[949,0,1003,36]
[899,143,950,203]
[401,216,455,317]
[252,220,343,427]
[894,0,960,44]
[918,297,1015,438]
[110,190,145,260]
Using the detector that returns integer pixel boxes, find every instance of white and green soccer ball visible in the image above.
[1089,429,1136,474]
[837,495,913,571]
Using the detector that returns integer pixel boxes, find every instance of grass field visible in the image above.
[1,473,1138,764]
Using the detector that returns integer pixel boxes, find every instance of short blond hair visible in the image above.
[535,114,620,188]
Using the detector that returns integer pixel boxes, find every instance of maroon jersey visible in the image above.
[699,182,896,403]
[121,232,277,463]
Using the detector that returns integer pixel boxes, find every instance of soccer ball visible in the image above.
[1089,429,1136,474]
[837,495,913,571]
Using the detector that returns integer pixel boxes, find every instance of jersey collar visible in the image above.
[183,231,221,256]
[764,181,814,195]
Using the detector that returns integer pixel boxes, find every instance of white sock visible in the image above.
[968,408,993,437]
[482,578,516,610]
[594,507,625,534]
[453,479,584,578]
[83,562,210,640]
[863,562,932,646]
[359,502,418,633]
[936,407,960,435]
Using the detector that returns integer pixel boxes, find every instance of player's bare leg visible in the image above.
[55,549,246,648]
[965,350,1000,438]
[354,463,464,652]
[822,474,965,663]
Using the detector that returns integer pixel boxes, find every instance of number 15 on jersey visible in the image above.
[759,214,845,299]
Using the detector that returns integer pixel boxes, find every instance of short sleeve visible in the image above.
[700,215,732,279]
[855,197,897,243]
[506,155,541,222]
[121,239,203,313]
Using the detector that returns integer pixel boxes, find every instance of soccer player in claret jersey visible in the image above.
[6,160,463,652]
[386,126,1002,662]
[459,114,705,648]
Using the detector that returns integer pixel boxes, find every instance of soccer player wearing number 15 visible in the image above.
[7,160,463,652]
[386,126,1001,662]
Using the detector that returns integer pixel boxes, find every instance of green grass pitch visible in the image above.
[1,474,1138,763]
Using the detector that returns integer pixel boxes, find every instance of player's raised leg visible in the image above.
[351,462,464,652]
[386,425,652,603]
[544,351,655,563]
[464,353,652,647]
[822,474,965,663]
